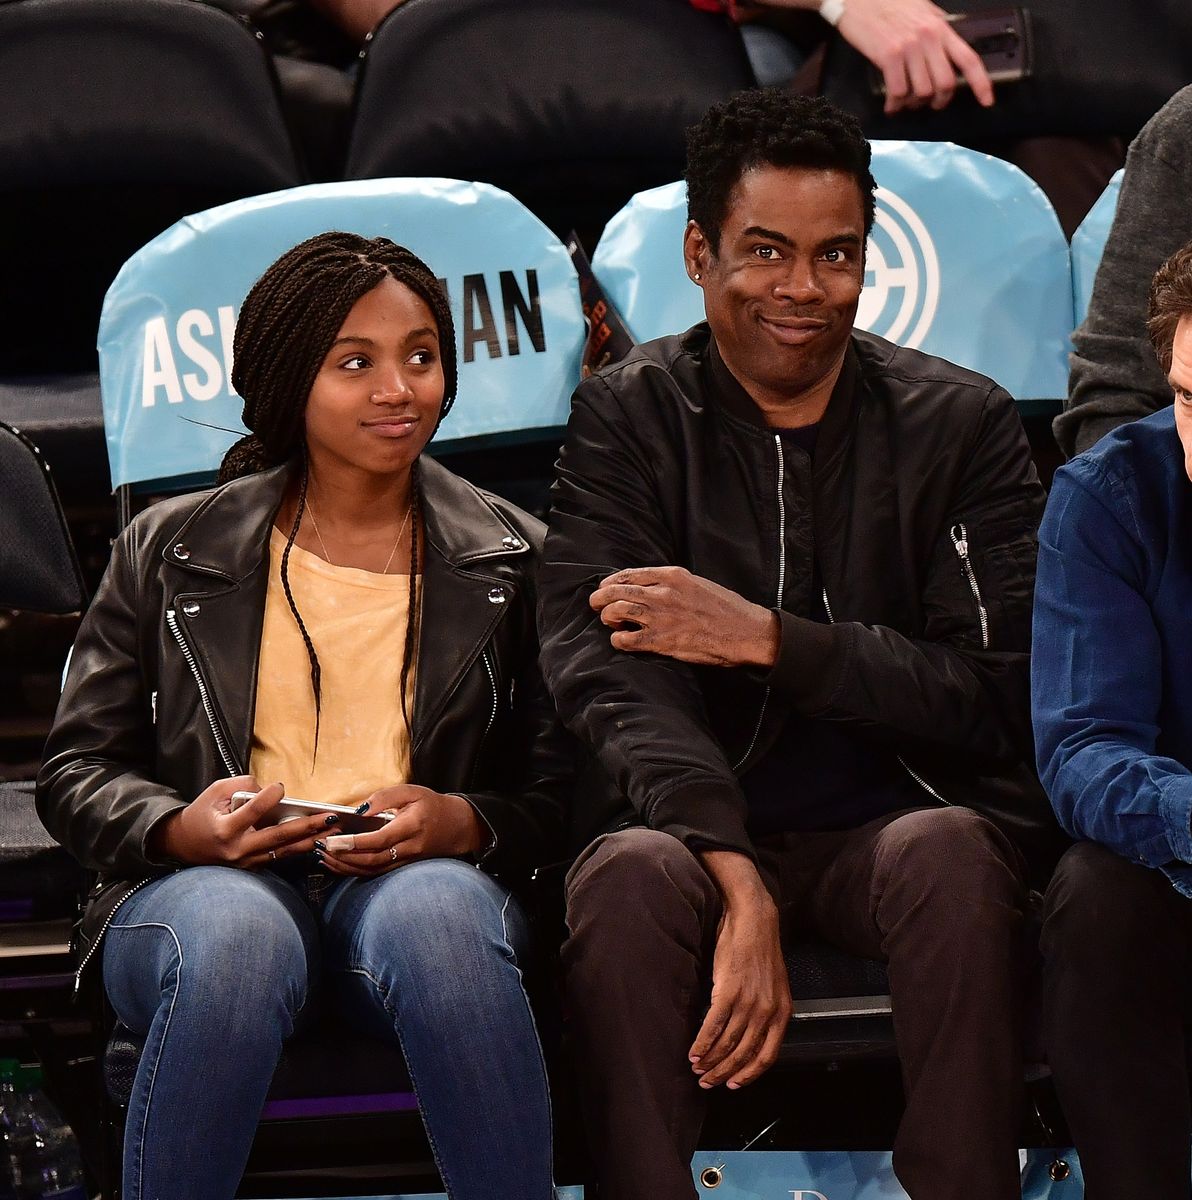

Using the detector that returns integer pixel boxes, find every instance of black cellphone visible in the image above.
[870,6,1032,95]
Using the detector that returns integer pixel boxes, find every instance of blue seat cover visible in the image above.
[99,178,585,489]
[592,141,1073,402]
[1071,169,1123,328]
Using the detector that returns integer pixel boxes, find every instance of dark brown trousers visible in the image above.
[562,806,1029,1200]
[1041,841,1192,1200]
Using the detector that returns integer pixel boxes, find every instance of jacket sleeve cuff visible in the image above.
[764,610,850,710]
[448,793,498,865]
[1159,776,1192,865]
[646,781,756,863]
[139,800,190,869]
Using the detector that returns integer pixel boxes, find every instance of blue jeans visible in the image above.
[103,861,555,1200]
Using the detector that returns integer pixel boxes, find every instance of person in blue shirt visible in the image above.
[1033,239,1192,1197]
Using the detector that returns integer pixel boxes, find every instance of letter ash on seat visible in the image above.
[98,178,586,494]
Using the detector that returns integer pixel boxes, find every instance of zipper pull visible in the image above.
[950,523,969,560]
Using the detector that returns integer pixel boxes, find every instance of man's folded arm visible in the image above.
[538,377,754,858]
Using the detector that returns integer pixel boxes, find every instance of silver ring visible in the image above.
[389,846,398,863]
[269,849,276,861]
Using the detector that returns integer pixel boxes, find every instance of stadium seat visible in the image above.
[0,419,87,925]
[96,177,585,514]
[0,0,303,377]
[1071,169,1123,328]
[344,0,754,250]
[591,141,1074,405]
[0,0,303,497]
[0,422,90,1167]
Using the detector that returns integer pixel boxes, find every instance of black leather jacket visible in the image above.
[539,325,1065,879]
[37,456,572,984]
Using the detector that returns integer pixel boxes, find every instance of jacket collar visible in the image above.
[701,326,867,616]
[418,454,531,564]
[162,454,529,582]
[703,325,860,453]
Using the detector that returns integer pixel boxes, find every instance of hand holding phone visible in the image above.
[151,777,330,869]
[229,791,393,835]
[816,0,1004,113]
[317,785,487,878]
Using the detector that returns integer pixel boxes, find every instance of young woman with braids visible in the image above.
[37,232,571,1200]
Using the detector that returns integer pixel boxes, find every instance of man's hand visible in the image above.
[757,0,995,113]
[690,850,793,1089]
[319,785,486,876]
[151,777,330,869]
[590,566,780,668]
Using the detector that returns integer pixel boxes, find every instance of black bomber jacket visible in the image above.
[538,324,1066,879]
[37,455,573,987]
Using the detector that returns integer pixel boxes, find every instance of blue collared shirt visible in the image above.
[1033,407,1192,897]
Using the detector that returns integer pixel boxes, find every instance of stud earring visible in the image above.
[693,272,702,281]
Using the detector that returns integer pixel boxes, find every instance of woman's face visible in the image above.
[304,275,446,480]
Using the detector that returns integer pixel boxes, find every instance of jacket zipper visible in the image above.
[73,876,154,995]
[734,435,786,771]
[820,585,952,808]
[76,609,240,992]
[470,649,500,785]
[949,523,990,650]
[165,608,239,776]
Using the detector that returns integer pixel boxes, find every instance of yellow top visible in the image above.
[249,527,418,807]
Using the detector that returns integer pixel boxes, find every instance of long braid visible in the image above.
[399,458,424,736]
[280,457,323,759]
[219,231,458,760]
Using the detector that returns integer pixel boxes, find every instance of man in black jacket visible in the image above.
[538,90,1058,1200]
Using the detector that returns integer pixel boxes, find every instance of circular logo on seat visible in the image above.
[856,186,940,349]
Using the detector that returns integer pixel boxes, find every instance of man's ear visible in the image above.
[683,220,713,286]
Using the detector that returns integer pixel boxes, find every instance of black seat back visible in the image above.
[0,422,86,614]
[345,0,754,246]
[0,0,304,376]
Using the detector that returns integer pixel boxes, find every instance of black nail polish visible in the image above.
[324,813,341,826]
[314,848,325,863]
[354,802,371,815]
[314,840,326,852]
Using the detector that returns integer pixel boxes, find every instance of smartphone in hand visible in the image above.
[869,6,1032,95]
[229,791,392,834]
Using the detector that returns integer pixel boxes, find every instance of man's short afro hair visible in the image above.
[685,89,876,253]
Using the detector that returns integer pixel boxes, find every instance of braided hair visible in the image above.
[219,231,456,754]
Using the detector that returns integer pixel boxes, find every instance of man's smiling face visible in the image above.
[685,164,866,414]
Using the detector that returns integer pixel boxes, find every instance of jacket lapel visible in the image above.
[411,456,530,745]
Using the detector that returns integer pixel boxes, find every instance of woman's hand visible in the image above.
[319,786,486,876]
[151,776,332,869]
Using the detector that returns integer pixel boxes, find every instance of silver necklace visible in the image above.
[305,494,412,574]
